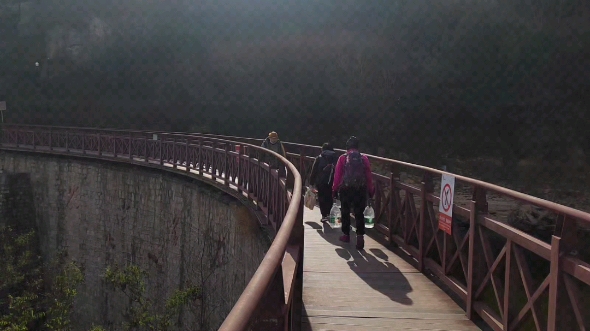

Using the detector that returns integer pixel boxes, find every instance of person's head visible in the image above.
[321,142,333,151]
[268,131,279,144]
[345,136,360,150]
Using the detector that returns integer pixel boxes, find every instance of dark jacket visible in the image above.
[309,150,338,186]
[261,138,286,168]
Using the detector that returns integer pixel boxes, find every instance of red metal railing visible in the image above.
[179,132,590,331]
[0,125,304,331]
[5,126,590,330]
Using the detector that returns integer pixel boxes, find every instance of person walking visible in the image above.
[332,136,375,250]
[309,143,338,222]
[261,131,287,175]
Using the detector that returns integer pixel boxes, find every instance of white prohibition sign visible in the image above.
[441,183,453,212]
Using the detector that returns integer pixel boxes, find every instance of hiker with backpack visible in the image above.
[332,136,375,250]
[309,143,338,222]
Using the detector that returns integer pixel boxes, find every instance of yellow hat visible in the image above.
[268,131,279,139]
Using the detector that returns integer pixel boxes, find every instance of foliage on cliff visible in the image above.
[103,264,202,331]
[0,226,201,331]
[0,226,84,331]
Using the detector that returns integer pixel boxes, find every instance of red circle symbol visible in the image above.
[441,183,453,212]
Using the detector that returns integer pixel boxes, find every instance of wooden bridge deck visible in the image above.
[301,207,481,331]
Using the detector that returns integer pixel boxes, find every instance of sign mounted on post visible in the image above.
[438,173,455,235]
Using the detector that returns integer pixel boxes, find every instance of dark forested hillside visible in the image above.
[0,0,588,169]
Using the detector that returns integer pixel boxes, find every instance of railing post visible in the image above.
[390,163,400,180]
[472,186,488,214]
[388,173,395,245]
[299,146,305,174]
[159,137,163,165]
[211,141,217,180]
[503,240,512,330]
[32,131,36,150]
[547,236,561,331]
[224,143,229,185]
[113,136,117,157]
[296,200,305,330]
[256,154,262,211]
[267,167,272,220]
[471,184,487,315]
[198,137,203,176]
[247,148,254,195]
[65,130,69,152]
[129,134,133,160]
[237,144,243,193]
[555,215,578,257]
[287,183,305,331]
[422,171,434,194]
[81,132,85,154]
[184,138,191,172]
[418,182,427,272]
[49,127,53,150]
[285,146,303,191]
[421,172,435,271]
[466,200,476,319]
[247,269,287,331]
[144,137,148,162]
[173,138,177,169]
[97,133,101,156]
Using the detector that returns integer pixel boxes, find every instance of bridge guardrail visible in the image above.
[1,125,304,331]
[182,132,590,331]
[6,125,590,330]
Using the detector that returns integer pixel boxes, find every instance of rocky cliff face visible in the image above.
[0,151,269,330]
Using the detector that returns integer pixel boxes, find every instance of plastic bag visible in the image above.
[304,186,317,210]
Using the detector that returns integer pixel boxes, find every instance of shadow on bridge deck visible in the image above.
[302,207,482,331]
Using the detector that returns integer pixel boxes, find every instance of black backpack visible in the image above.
[341,151,366,188]
[316,155,335,185]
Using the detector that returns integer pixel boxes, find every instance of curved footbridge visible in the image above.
[3,125,589,331]
[301,206,481,330]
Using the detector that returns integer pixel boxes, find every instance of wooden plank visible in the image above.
[302,207,482,330]
[303,307,468,319]
[302,316,481,330]
[562,255,590,286]
[282,244,300,304]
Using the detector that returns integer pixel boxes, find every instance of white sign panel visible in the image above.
[438,174,455,235]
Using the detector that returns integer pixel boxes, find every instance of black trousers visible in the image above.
[339,186,367,236]
[316,183,333,217]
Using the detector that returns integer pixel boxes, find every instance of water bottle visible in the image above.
[330,199,342,228]
[364,200,375,229]
[333,197,341,208]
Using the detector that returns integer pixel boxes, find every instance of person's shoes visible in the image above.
[339,235,350,243]
[356,235,365,250]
